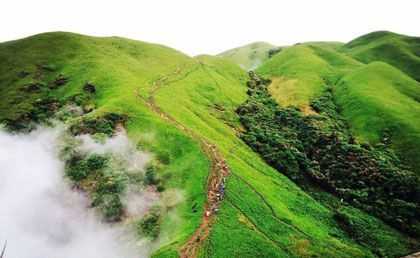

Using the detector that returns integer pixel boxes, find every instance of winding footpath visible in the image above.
[135,65,230,258]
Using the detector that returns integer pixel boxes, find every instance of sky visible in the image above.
[1,0,419,56]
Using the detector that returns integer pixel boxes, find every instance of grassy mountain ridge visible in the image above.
[0,31,419,257]
[342,31,420,81]
[335,61,420,174]
[217,41,275,70]
[256,43,362,109]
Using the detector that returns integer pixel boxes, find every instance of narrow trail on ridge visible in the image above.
[135,64,230,258]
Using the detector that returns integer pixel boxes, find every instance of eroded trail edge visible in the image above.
[136,65,229,258]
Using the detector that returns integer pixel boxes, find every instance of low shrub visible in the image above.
[93,193,124,222]
[64,152,128,221]
[69,113,127,136]
[65,154,109,182]
[136,207,161,239]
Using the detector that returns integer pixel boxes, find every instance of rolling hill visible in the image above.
[217,41,275,70]
[256,43,362,110]
[255,33,420,176]
[341,31,420,81]
[0,31,419,258]
[335,61,420,174]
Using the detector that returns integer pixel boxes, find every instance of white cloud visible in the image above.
[0,0,419,56]
[0,128,149,258]
[76,132,151,172]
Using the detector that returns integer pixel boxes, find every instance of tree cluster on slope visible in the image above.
[237,72,420,237]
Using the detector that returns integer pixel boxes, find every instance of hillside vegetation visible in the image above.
[236,31,420,255]
[256,32,420,177]
[336,62,420,174]
[0,31,419,258]
[238,72,420,239]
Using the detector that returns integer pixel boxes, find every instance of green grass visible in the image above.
[218,41,275,70]
[256,43,364,109]
[335,61,420,174]
[0,32,417,257]
[342,31,420,81]
[256,44,335,108]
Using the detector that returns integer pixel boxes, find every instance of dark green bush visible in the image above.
[86,154,108,170]
[69,113,128,136]
[95,172,127,195]
[65,154,109,182]
[93,193,124,222]
[144,165,159,185]
[65,155,89,181]
[4,96,62,132]
[64,152,127,221]
[137,208,161,239]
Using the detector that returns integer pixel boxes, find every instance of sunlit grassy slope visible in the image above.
[256,44,362,109]
[256,32,420,175]
[218,41,275,70]
[342,31,420,81]
[151,56,413,257]
[336,62,420,174]
[0,32,416,257]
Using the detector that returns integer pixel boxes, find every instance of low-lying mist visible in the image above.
[0,128,150,258]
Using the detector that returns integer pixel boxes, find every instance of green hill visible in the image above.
[256,43,361,109]
[0,32,418,257]
[0,31,209,254]
[218,41,275,70]
[255,33,420,175]
[247,33,420,247]
[342,31,420,81]
[335,61,420,174]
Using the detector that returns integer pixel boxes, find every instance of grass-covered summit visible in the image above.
[342,31,420,81]
[218,41,275,70]
[0,31,419,257]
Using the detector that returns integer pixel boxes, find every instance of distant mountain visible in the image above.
[218,41,275,70]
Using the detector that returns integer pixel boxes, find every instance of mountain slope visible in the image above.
[218,41,275,70]
[256,44,362,109]
[0,32,417,257]
[341,31,420,81]
[145,54,416,257]
[255,34,420,175]
[335,61,420,174]
[0,32,210,254]
[246,34,420,247]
